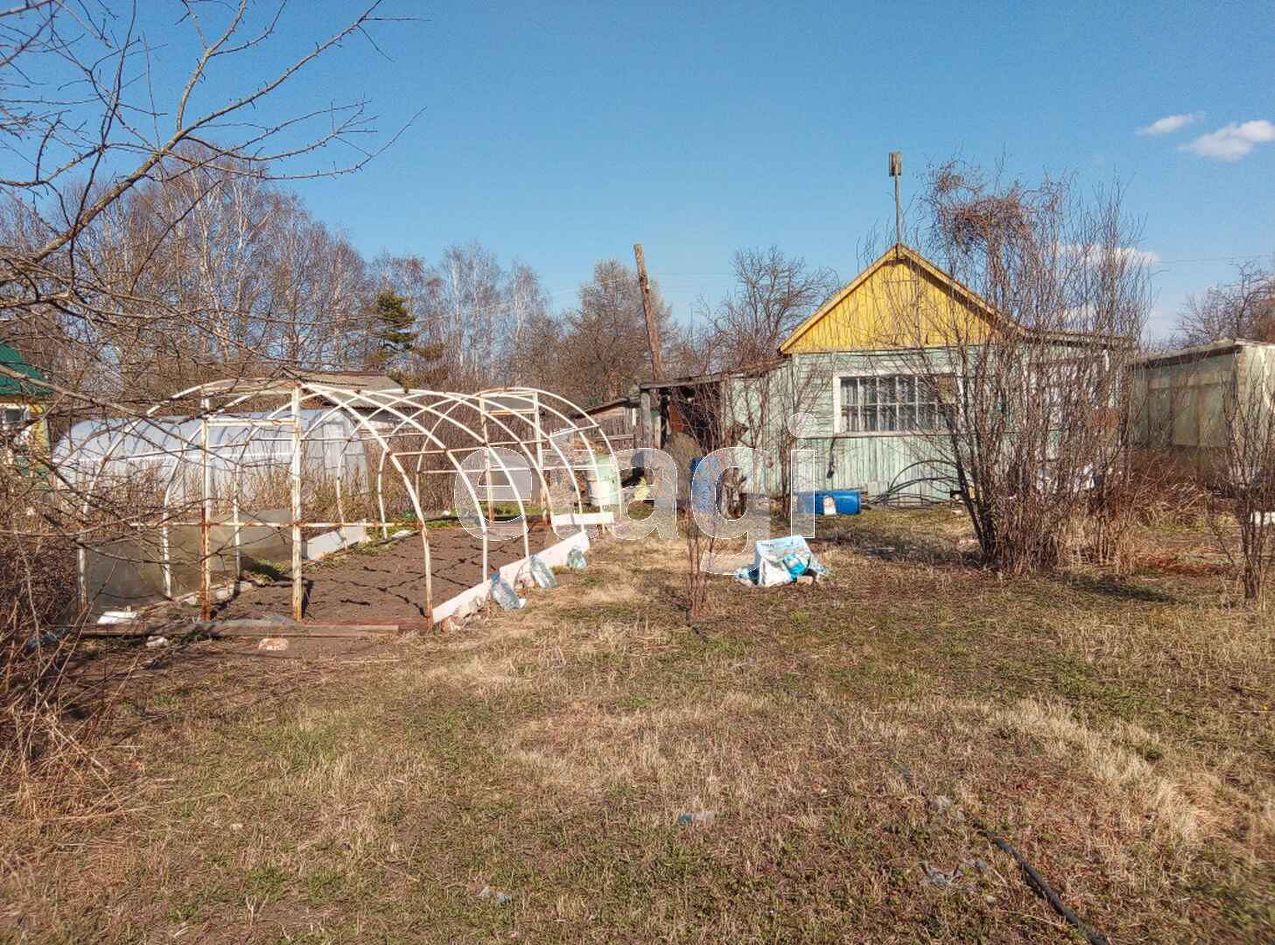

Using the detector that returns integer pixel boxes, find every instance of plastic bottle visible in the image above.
[489,573,526,610]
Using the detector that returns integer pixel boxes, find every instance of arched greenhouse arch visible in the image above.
[58,378,620,623]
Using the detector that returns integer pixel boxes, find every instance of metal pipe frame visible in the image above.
[67,380,619,624]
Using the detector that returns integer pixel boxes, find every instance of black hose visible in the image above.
[981,828,1111,945]
[893,762,1110,945]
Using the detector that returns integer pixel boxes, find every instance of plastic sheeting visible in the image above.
[734,535,829,587]
[54,409,368,496]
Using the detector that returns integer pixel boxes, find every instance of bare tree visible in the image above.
[426,242,508,386]
[0,0,412,779]
[700,247,840,509]
[0,1,411,405]
[265,191,370,369]
[709,247,838,370]
[507,310,565,389]
[11,151,377,401]
[372,244,554,389]
[1176,259,1275,346]
[890,164,1148,572]
[503,260,552,377]
[560,258,672,405]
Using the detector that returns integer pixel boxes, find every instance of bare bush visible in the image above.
[1212,363,1275,600]
[1077,453,1208,573]
[894,164,1149,573]
[683,511,713,620]
[0,464,83,787]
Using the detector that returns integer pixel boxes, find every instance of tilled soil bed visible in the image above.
[214,523,560,623]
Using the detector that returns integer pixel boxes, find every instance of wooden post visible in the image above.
[889,150,903,247]
[77,545,87,611]
[160,526,172,599]
[421,525,433,625]
[634,243,664,382]
[199,397,212,621]
[638,388,652,450]
[376,452,388,539]
[290,385,304,621]
[481,402,495,524]
[478,397,491,579]
[532,391,546,519]
[231,492,242,583]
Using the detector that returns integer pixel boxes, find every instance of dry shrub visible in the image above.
[0,473,87,800]
[1073,454,1211,572]
[683,510,712,619]
[1209,373,1275,601]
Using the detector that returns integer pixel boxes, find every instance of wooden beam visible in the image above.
[638,389,652,450]
[634,243,664,382]
[82,619,402,639]
[290,385,304,621]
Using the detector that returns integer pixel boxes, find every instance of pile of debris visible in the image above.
[734,535,828,587]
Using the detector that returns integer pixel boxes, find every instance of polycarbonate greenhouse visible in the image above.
[55,378,622,622]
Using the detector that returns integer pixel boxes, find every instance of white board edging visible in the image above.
[431,529,590,623]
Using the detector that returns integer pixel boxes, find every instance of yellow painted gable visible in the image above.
[779,245,998,354]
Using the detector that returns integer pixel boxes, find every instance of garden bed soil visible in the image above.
[213,522,560,623]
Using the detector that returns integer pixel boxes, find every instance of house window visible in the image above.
[838,375,949,433]
[0,407,27,430]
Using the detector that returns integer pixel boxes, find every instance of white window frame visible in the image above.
[832,370,951,436]
[0,405,30,432]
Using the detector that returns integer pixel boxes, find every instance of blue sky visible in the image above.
[148,1,1275,337]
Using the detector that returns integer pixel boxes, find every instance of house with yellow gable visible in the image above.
[638,241,1110,503]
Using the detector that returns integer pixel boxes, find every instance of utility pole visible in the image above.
[889,150,903,248]
[633,242,664,382]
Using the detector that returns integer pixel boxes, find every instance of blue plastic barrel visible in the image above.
[813,489,861,516]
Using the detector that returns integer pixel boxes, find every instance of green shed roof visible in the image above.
[0,342,50,399]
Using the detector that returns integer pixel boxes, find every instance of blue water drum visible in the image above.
[813,489,861,516]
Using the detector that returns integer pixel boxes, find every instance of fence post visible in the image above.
[200,396,212,620]
[291,385,304,621]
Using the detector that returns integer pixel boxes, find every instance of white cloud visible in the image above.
[1118,247,1160,266]
[1061,243,1160,267]
[1182,120,1275,161]
[1137,112,1202,136]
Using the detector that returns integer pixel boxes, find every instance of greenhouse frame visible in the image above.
[57,379,621,623]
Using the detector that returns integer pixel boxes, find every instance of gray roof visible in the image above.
[1132,338,1272,369]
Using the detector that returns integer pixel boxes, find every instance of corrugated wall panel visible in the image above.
[798,434,952,500]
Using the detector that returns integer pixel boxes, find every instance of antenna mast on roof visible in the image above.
[889,150,903,248]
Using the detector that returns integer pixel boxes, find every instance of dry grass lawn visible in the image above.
[3,508,1274,943]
